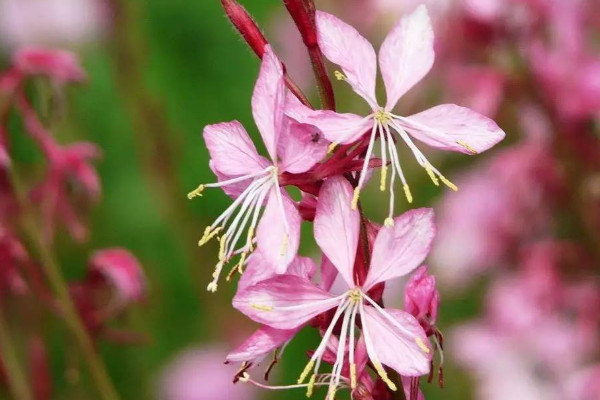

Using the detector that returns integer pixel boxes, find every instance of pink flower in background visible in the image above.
[12,47,87,84]
[160,347,256,400]
[288,5,504,219]
[30,141,101,243]
[189,45,326,291]
[0,0,106,51]
[566,365,600,400]
[0,228,28,297]
[88,248,146,305]
[444,66,505,118]
[405,266,439,334]
[234,177,433,397]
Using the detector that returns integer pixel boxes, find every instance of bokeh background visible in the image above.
[1,0,599,399]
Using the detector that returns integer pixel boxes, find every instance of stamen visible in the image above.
[416,337,431,354]
[350,363,357,390]
[326,386,337,400]
[380,166,388,192]
[351,187,360,210]
[328,142,338,154]
[279,233,289,256]
[384,217,394,227]
[457,140,478,154]
[373,361,397,392]
[218,234,228,261]
[298,360,315,384]
[334,70,346,81]
[187,184,205,199]
[198,226,222,246]
[425,165,440,186]
[439,175,458,191]
[251,304,274,312]
[207,261,223,292]
[306,374,316,397]
[403,184,413,204]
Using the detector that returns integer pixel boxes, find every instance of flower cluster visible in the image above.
[189,2,504,399]
[0,47,145,397]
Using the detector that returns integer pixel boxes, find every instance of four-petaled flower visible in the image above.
[188,45,326,291]
[287,5,505,224]
[233,177,435,398]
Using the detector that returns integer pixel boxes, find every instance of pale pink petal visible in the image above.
[364,208,435,291]
[314,177,359,288]
[286,107,371,144]
[233,275,336,330]
[316,11,378,106]
[400,104,505,154]
[256,188,301,273]
[226,325,299,365]
[319,255,338,291]
[287,256,317,281]
[239,251,316,292]
[88,248,145,303]
[379,5,434,110]
[362,306,431,376]
[277,118,327,173]
[252,45,285,161]
[203,121,269,176]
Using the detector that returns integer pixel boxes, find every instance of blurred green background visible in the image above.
[2,1,487,399]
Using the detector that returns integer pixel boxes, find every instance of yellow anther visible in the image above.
[247,227,255,251]
[207,281,218,292]
[306,374,316,397]
[187,184,205,199]
[384,217,394,227]
[334,70,346,81]
[416,337,431,354]
[424,165,439,186]
[457,140,478,154]
[328,142,339,154]
[226,252,247,281]
[374,110,392,124]
[350,363,357,389]
[298,360,315,384]
[218,234,228,261]
[403,184,413,204]
[251,304,274,312]
[373,362,397,391]
[351,187,360,210]
[279,233,289,256]
[348,288,362,303]
[198,226,222,246]
[380,166,388,192]
[440,175,458,191]
[326,386,337,400]
[239,372,250,383]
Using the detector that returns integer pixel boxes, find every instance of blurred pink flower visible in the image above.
[288,5,504,217]
[88,248,146,305]
[404,265,439,333]
[566,365,600,400]
[444,66,505,117]
[0,228,28,297]
[0,0,106,51]
[12,47,87,84]
[160,347,256,400]
[234,177,433,395]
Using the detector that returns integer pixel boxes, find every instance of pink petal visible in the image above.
[314,177,359,288]
[14,47,86,83]
[88,248,145,303]
[256,188,301,273]
[252,45,285,161]
[362,306,431,376]
[277,118,327,174]
[379,5,434,110]
[204,121,269,176]
[287,106,370,145]
[401,104,505,154]
[364,208,435,291]
[239,250,317,292]
[232,275,336,330]
[288,256,317,281]
[319,255,338,291]
[226,325,299,365]
[315,11,378,107]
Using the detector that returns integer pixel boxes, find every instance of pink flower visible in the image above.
[566,365,600,400]
[160,347,256,400]
[12,47,87,83]
[188,45,326,291]
[405,265,439,332]
[233,177,433,397]
[88,248,146,305]
[31,141,101,243]
[0,0,106,50]
[0,228,28,297]
[287,5,504,219]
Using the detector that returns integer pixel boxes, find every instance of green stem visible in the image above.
[0,307,33,400]
[7,166,120,400]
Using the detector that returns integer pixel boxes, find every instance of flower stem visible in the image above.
[7,166,120,400]
[0,306,33,400]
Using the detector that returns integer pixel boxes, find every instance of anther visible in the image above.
[416,337,431,354]
[457,140,478,154]
[218,234,228,261]
[298,360,315,384]
[198,226,222,246]
[251,304,274,312]
[373,362,397,391]
[380,166,388,191]
[384,217,394,227]
[306,374,316,397]
[187,184,205,199]
[326,386,337,400]
[439,175,458,191]
[350,363,357,389]
[351,187,360,210]
[279,233,289,257]
[403,184,413,203]
[328,142,338,154]
[425,165,439,186]
[334,70,346,81]
[239,372,250,383]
